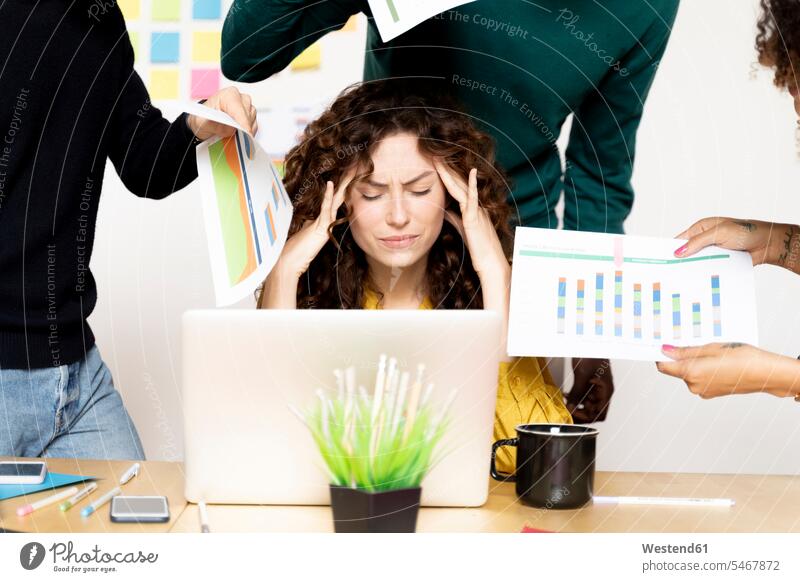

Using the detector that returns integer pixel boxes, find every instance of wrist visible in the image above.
[768,224,800,273]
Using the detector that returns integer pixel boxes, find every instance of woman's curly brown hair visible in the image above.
[756,0,800,89]
[274,79,512,310]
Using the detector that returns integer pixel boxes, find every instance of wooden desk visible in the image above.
[0,458,187,533]
[3,458,799,533]
[172,471,800,533]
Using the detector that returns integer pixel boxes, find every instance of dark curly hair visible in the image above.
[756,0,800,89]
[265,79,512,310]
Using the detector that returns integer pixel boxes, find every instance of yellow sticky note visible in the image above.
[152,0,181,21]
[129,31,139,62]
[342,15,358,32]
[117,0,140,20]
[150,69,180,100]
[192,31,222,63]
[291,43,321,71]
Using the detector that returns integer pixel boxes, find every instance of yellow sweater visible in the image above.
[362,289,572,475]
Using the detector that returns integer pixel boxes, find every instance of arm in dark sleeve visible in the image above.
[221,0,367,83]
[563,2,678,234]
[107,29,198,200]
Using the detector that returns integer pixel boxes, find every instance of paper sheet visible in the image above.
[367,0,476,42]
[507,228,759,362]
[187,103,294,306]
[0,473,94,502]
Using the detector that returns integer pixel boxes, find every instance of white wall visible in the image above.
[90,2,800,474]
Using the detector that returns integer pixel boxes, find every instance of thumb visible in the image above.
[661,343,726,360]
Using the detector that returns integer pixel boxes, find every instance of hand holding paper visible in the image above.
[368,0,476,42]
[186,87,258,140]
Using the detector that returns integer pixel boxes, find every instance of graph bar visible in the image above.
[264,205,277,245]
[614,271,623,337]
[692,302,702,338]
[576,279,585,335]
[557,278,567,334]
[672,293,682,340]
[634,284,642,339]
[711,275,722,336]
[653,283,661,340]
[595,273,604,335]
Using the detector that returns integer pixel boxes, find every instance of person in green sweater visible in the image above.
[220,0,679,422]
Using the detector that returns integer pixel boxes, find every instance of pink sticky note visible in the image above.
[191,68,220,100]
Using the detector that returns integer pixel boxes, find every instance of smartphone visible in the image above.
[109,496,170,523]
[0,461,47,485]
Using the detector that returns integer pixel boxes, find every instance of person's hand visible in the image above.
[567,358,614,423]
[433,160,509,278]
[275,172,354,280]
[657,343,800,399]
[674,217,800,273]
[187,87,258,141]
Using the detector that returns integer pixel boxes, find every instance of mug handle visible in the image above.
[490,438,519,482]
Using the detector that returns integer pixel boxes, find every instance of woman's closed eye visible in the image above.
[361,188,431,200]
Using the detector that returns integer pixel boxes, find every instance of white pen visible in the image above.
[119,463,140,486]
[60,482,98,512]
[593,496,735,507]
[81,486,121,517]
[17,487,78,517]
[198,501,210,533]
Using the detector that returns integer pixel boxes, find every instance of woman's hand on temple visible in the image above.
[674,217,800,274]
[434,160,509,278]
[275,172,354,280]
[657,343,800,399]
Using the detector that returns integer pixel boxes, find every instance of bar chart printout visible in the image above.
[507,228,759,362]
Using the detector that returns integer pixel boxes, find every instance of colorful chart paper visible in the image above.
[507,228,759,362]
[367,0,476,42]
[189,103,293,305]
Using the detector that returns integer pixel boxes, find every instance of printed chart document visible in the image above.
[368,0,476,42]
[186,103,293,306]
[507,228,759,362]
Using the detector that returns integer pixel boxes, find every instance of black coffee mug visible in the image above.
[491,424,598,509]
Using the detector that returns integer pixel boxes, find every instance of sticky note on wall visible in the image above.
[191,68,221,99]
[129,31,139,62]
[118,0,141,20]
[152,0,181,21]
[192,31,222,63]
[193,0,222,19]
[291,43,321,71]
[151,32,181,63]
[150,69,180,100]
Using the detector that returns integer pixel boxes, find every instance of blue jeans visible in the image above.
[0,346,144,460]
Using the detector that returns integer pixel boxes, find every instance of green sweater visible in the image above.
[221,0,678,233]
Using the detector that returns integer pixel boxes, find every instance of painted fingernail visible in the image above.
[674,244,688,257]
[662,344,676,352]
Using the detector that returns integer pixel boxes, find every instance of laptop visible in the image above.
[182,309,503,507]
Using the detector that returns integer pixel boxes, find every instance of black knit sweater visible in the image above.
[0,1,198,368]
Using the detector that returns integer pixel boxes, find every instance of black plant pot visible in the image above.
[329,485,421,533]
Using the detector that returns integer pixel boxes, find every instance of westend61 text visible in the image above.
[642,543,708,554]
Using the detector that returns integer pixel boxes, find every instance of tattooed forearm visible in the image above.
[776,225,800,274]
[722,343,745,349]
[734,221,757,232]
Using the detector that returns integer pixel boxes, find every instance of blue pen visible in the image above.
[81,486,121,517]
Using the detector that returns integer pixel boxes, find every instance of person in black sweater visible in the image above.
[0,1,256,459]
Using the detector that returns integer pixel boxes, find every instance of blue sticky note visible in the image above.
[151,32,181,63]
[193,0,221,19]
[0,473,95,501]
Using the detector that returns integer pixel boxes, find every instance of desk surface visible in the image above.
[3,458,799,533]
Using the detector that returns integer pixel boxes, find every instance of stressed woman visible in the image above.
[258,81,571,473]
